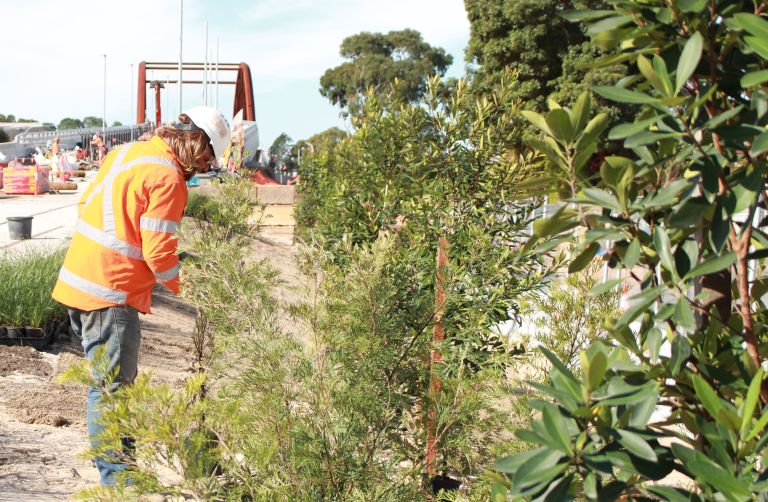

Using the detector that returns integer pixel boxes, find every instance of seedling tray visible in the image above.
[0,324,56,350]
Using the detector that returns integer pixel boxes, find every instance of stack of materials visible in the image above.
[2,160,50,194]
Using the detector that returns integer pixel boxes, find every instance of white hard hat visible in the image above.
[182,106,230,168]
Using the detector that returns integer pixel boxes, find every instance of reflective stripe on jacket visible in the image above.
[52,136,187,313]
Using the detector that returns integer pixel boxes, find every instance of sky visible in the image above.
[0,0,471,149]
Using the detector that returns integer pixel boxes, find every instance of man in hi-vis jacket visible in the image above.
[52,106,230,485]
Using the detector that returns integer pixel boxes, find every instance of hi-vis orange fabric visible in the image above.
[52,136,187,314]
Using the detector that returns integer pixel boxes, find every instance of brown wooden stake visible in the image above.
[426,236,448,476]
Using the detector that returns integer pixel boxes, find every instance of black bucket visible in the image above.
[7,216,33,240]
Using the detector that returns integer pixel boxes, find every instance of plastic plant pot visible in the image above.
[430,474,462,500]
[7,216,33,240]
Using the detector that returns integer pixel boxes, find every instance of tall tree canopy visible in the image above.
[58,117,84,130]
[82,116,103,128]
[464,0,624,113]
[320,29,453,114]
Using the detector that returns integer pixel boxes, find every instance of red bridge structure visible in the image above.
[136,61,255,125]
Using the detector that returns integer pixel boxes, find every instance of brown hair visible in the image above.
[155,114,214,180]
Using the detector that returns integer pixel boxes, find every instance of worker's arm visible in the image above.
[140,180,186,294]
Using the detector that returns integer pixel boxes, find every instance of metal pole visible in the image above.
[216,36,220,109]
[102,54,107,135]
[204,22,208,105]
[178,0,183,115]
[129,63,134,140]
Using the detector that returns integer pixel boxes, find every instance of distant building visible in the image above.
[0,122,55,142]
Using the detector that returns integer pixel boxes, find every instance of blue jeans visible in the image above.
[69,305,141,485]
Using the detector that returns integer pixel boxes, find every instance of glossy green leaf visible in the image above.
[670,335,691,376]
[570,92,591,133]
[616,428,657,462]
[624,130,681,148]
[638,55,668,95]
[674,298,696,333]
[734,12,768,40]
[608,115,663,140]
[569,242,600,274]
[623,238,641,269]
[745,35,768,59]
[576,112,609,149]
[679,0,707,12]
[583,472,597,499]
[586,15,632,36]
[593,86,657,104]
[540,347,579,384]
[653,226,677,278]
[644,327,662,363]
[521,110,552,136]
[751,130,768,155]
[647,486,697,502]
[588,278,623,296]
[560,9,615,22]
[746,408,768,442]
[652,55,674,95]
[741,369,764,440]
[546,108,575,143]
[615,291,660,329]
[705,106,744,129]
[741,70,768,88]
[582,188,622,211]
[586,351,608,391]
[542,405,573,454]
[676,32,703,94]
[671,444,752,500]
[683,252,736,280]
[692,374,723,422]
[495,446,562,474]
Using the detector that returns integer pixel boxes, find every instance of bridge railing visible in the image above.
[14,123,154,153]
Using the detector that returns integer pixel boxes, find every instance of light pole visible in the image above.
[178,0,183,115]
[102,54,107,135]
[129,63,134,140]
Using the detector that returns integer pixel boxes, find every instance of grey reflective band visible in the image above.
[85,145,129,213]
[140,216,179,234]
[155,263,179,282]
[76,220,144,260]
[58,267,128,304]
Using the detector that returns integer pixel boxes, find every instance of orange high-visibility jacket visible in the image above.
[52,136,187,314]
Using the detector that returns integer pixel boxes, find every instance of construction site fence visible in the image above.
[0,124,155,160]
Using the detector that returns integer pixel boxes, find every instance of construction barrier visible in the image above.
[2,161,50,195]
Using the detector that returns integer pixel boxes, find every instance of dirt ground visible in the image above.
[0,236,300,501]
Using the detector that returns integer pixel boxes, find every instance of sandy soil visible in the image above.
[0,236,299,501]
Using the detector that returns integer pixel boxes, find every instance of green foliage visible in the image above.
[465,0,625,114]
[320,29,453,115]
[0,129,8,142]
[304,126,348,154]
[111,121,122,127]
[269,132,292,159]
[494,1,768,499]
[516,265,618,377]
[82,116,103,128]
[57,117,84,130]
[0,247,66,327]
[0,113,36,123]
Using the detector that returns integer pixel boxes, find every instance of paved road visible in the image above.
[0,173,96,253]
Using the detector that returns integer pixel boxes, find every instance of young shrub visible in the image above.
[494,2,768,498]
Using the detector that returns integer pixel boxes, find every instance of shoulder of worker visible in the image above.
[123,137,186,187]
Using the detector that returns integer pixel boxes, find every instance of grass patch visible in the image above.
[0,247,67,327]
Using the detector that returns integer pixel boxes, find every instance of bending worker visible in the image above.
[52,106,230,485]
